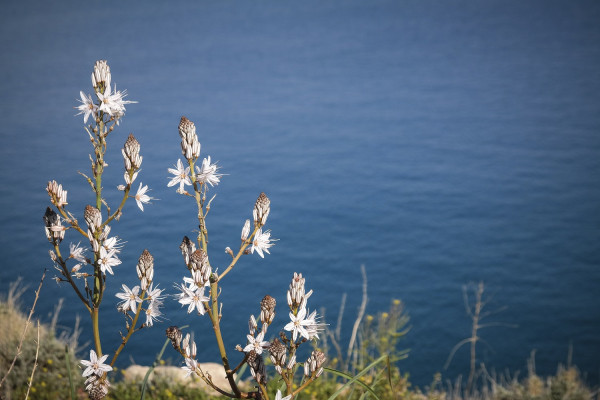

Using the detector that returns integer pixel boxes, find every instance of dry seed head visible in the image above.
[260,295,276,325]
[179,236,196,267]
[122,134,142,170]
[46,180,68,207]
[136,249,154,290]
[253,192,270,226]
[92,60,111,93]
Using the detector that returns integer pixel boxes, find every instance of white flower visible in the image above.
[98,247,121,275]
[195,156,222,187]
[145,284,165,307]
[75,91,97,123]
[167,159,192,192]
[144,301,162,327]
[133,182,155,211]
[251,228,276,258]
[177,284,209,315]
[103,235,124,254]
[182,357,198,378]
[115,284,140,313]
[275,390,292,400]
[284,307,311,341]
[96,84,136,118]
[303,309,327,340]
[69,242,87,263]
[80,349,112,377]
[243,331,269,355]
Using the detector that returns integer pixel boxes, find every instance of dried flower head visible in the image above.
[136,249,154,290]
[253,192,270,227]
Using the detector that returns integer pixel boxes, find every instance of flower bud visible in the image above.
[247,350,266,385]
[260,295,276,325]
[179,236,196,267]
[189,249,210,287]
[166,326,183,350]
[268,338,286,367]
[253,192,270,226]
[92,60,111,93]
[46,180,68,207]
[306,350,326,378]
[84,205,102,231]
[136,249,154,291]
[122,133,142,171]
[241,219,251,241]
[43,207,64,243]
[178,116,200,160]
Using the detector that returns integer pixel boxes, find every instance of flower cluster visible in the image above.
[115,250,164,327]
[76,60,136,124]
[80,350,112,400]
[45,60,160,400]
[168,116,222,194]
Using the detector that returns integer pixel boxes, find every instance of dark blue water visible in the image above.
[1,0,599,388]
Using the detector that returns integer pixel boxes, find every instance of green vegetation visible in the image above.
[0,287,596,400]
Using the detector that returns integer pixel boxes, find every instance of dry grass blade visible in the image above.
[24,321,41,400]
[0,269,46,389]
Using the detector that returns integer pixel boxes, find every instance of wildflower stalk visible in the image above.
[53,244,91,312]
[218,225,259,281]
[110,288,147,366]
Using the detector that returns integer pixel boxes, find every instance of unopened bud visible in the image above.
[179,236,196,267]
[122,134,142,171]
[46,180,68,207]
[166,326,183,350]
[84,205,102,231]
[178,116,200,160]
[241,219,251,241]
[189,249,210,286]
[43,207,64,243]
[260,295,276,325]
[136,249,154,290]
[92,60,111,93]
[253,192,270,226]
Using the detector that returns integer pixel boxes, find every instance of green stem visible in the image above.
[218,226,259,281]
[110,289,146,366]
[209,280,241,397]
[92,307,102,356]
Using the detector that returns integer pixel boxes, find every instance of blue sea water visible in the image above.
[1,0,599,388]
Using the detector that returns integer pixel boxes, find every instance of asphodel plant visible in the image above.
[44,60,327,400]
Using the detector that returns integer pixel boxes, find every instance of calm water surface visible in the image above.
[1,0,599,387]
